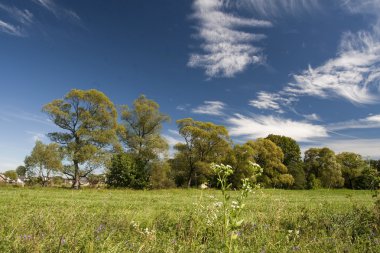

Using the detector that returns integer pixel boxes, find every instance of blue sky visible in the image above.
[1,0,380,172]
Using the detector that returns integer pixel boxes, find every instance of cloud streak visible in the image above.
[249,91,297,113]
[286,31,380,105]
[0,19,24,36]
[328,114,380,131]
[235,0,321,18]
[188,0,272,78]
[33,0,80,23]
[227,113,328,142]
[192,101,226,116]
[0,3,34,25]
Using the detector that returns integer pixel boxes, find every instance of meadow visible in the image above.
[0,187,379,253]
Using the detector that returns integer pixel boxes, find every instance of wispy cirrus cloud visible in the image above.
[245,0,380,113]
[0,3,34,25]
[285,31,380,105]
[32,0,80,23]
[328,114,380,131]
[192,101,226,116]
[235,0,321,18]
[188,0,272,78]
[0,19,24,36]
[249,91,297,113]
[227,114,327,142]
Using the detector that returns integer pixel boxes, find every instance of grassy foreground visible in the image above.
[0,187,378,252]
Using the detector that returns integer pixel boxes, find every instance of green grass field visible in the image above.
[0,187,378,252]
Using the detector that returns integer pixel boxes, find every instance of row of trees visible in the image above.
[10,89,380,190]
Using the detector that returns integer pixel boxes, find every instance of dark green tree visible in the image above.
[15,165,27,177]
[106,153,144,188]
[336,152,367,189]
[265,134,306,189]
[304,147,344,188]
[247,138,294,188]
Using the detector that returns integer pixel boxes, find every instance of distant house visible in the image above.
[0,174,11,183]
[0,174,8,183]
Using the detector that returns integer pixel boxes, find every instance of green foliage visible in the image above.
[353,167,380,190]
[247,138,294,188]
[87,174,105,187]
[119,95,169,186]
[210,163,261,252]
[336,152,368,188]
[43,89,119,188]
[106,153,147,189]
[15,166,27,177]
[304,147,345,188]
[223,144,257,188]
[173,118,231,187]
[24,140,63,186]
[266,134,306,189]
[149,161,175,189]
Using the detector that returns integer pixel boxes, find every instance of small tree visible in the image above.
[106,153,143,188]
[24,141,63,186]
[43,89,119,189]
[119,95,169,186]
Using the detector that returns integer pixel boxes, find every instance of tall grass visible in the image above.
[0,187,378,252]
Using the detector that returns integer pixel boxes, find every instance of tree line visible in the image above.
[5,89,380,190]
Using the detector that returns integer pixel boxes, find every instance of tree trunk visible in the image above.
[187,166,194,188]
[72,160,80,189]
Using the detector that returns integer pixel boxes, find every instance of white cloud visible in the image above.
[227,113,328,142]
[302,138,380,159]
[192,101,226,116]
[33,0,80,23]
[236,0,321,18]
[249,91,297,113]
[188,0,272,78]
[0,19,24,37]
[0,3,34,25]
[285,31,380,104]
[328,114,380,131]
[303,113,320,121]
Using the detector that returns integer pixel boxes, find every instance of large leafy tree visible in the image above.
[247,138,294,188]
[24,140,63,186]
[336,152,367,189]
[173,118,231,187]
[265,134,306,189]
[43,89,119,189]
[304,147,344,188]
[119,95,169,185]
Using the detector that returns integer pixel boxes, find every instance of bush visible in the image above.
[149,161,175,189]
